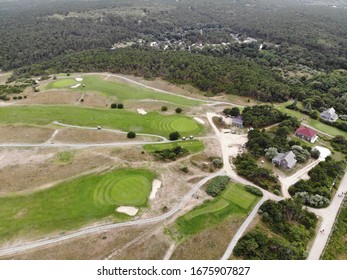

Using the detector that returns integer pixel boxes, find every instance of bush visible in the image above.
[161,106,168,111]
[212,158,223,168]
[205,176,230,197]
[111,103,117,108]
[127,131,136,139]
[180,166,189,173]
[244,185,263,196]
[12,96,18,100]
[169,131,180,141]
[310,149,320,159]
[117,103,124,109]
[153,146,189,161]
[175,107,182,113]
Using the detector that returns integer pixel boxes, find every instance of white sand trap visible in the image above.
[150,179,162,199]
[313,146,331,160]
[116,206,138,216]
[75,77,83,82]
[71,83,81,89]
[137,108,147,115]
[194,117,205,124]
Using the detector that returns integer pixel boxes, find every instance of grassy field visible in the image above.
[46,76,203,107]
[322,201,347,260]
[0,169,155,244]
[277,101,347,138]
[143,140,205,153]
[175,183,259,237]
[0,105,204,137]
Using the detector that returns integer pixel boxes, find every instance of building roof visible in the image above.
[296,126,317,138]
[232,116,244,124]
[320,108,338,121]
[272,151,297,169]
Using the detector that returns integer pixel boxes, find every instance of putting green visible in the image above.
[0,106,204,137]
[47,78,77,88]
[0,169,155,243]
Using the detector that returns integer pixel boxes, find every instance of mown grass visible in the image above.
[0,169,155,244]
[46,76,203,107]
[143,140,204,154]
[277,101,347,138]
[0,105,204,137]
[175,183,259,238]
[46,78,77,88]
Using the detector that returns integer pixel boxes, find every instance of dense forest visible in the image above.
[0,0,346,71]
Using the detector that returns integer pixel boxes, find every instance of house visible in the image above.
[232,116,244,128]
[272,151,297,169]
[295,126,318,143]
[320,108,338,122]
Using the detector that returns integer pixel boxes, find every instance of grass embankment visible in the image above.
[143,140,204,154]
[322,200,347,260]
[46,76,203,107]
[0,169,154,244]
[175,183,259,237]
[170,183,260,259]
[0,106,203,137]
[277,101,347,138]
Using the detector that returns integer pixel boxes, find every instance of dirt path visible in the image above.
[163,243,176,260]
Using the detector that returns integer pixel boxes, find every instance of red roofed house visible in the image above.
[295,126,318,143]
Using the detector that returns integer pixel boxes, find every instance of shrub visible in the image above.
[244,185,263,196]
[175,107,182,113]
[212,158,223,168]
[310,149,320,159]
[117,103,124,109]
[12,96,18,100]
[169,131,180,141]
[161,106,168,111]
[205,176,230,197]
[18,96,22,100]
[127,131,136,139]
[180,166,189,173]
[153,146,189,161]
[111,103,117,109]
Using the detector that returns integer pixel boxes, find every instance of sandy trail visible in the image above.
[194,117,205,124]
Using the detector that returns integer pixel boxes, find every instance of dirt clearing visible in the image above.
[0,126,54,143]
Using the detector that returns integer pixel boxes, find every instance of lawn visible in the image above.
[46,76,203,107]
[175,183,259,237]
[0,169,155,244]
[46,78,77,88]
[143,140,205,153]
[0,105,204,137]
[277,101,347,138]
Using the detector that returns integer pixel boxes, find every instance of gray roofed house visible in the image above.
[232,116,244,128]
[272,151,297,169]
[320,108,338,122]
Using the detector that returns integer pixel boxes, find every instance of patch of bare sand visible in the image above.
[110,227,171,260]
[0,126,54,143]
[1,225,151,260]
[0,148,55,169]
[149,179,162,199]
[116,207,138,216]
[54,128,152,143]
[0,149,113,194]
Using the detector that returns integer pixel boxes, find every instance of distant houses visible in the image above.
[232,116,244,128]
[272,151,297,169]
[320,108,338,122]
[295,126,318,143]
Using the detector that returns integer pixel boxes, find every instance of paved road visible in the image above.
[0,171,225,257]
[307,170,347,259]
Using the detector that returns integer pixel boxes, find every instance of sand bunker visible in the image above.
[150,179,162,199]
[71,83,81,89]
[116,206,138,216]
[75,77,83,82]
[194,117,205,124]
[137,108,147,115]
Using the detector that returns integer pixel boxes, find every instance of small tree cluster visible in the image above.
[291,145,310,163]
[265,147,279,161]
[205,176,230,197]
[244,185,263,196]
[294,192,330,208]
[169,131,180,141]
